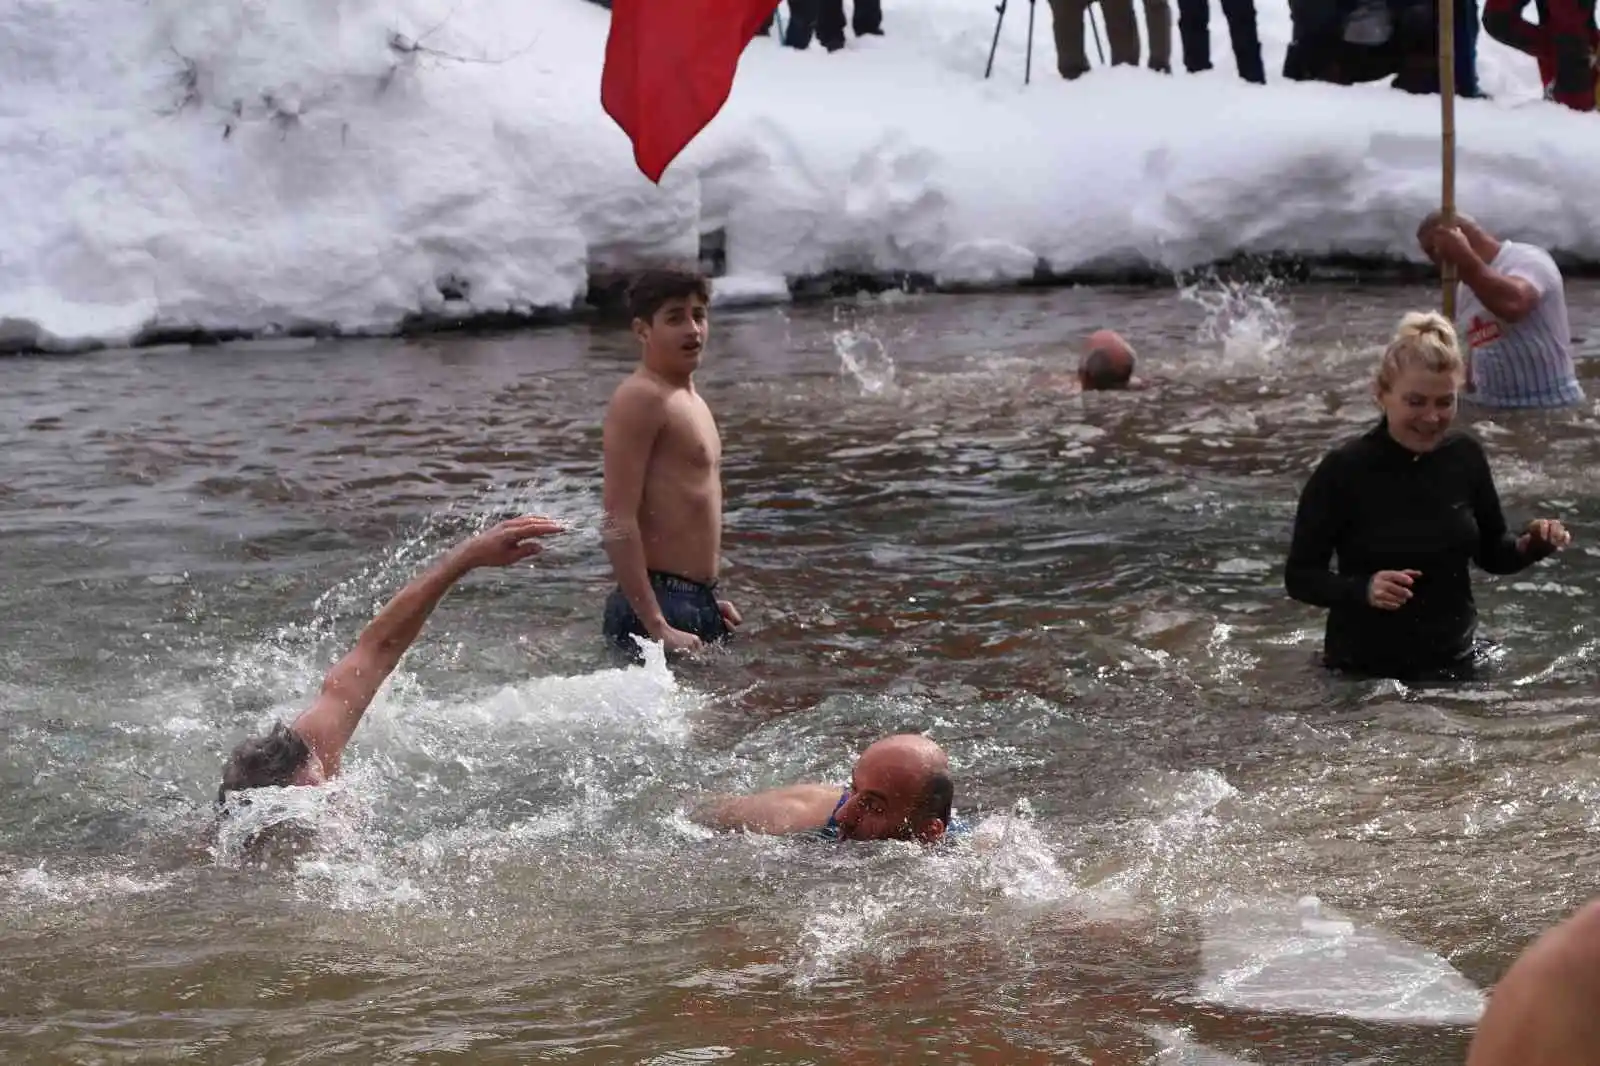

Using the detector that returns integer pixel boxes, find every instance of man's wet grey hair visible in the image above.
[217,721,311,805]
[1417,209,1480,241]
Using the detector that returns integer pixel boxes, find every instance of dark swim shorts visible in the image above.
[603,570,730,660]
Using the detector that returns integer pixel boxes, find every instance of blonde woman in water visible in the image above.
[1283,311,1571,681]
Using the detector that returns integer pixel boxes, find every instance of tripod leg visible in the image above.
[1026,0,1036,82]
[986,0,1008,78]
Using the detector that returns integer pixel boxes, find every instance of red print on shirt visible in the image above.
[1467,315,1503,349]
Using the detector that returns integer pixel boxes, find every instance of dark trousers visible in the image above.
[1456,0,1483,96]
[1178,0,1267,81]
[784,0,882,50]
[1391,0,1485,95]
[1283,0,1483,93]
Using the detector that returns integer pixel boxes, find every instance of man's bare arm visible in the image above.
[690,784,843,835]
[293,516,562,774]
[602,382,670,638]
[1459,254,1541,323]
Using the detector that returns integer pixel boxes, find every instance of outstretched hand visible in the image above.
[1517,518,1571,555]
[459,515,566,568]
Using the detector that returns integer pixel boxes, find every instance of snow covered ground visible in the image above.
[0,0,1593,350]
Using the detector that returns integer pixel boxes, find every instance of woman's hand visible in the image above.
[1517,519,1571,555]
[1368,569,1421,610]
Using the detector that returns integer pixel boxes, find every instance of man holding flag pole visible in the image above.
[1417,0,1584,409]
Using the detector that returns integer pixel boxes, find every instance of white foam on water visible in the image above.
[365,638,693,754]
[1145,1025,1261,1066]
[773,805,1085,991]
[1083,769,1240,911]
[4,862,173,909]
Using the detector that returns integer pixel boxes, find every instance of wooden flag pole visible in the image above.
[1439,0,1458,320]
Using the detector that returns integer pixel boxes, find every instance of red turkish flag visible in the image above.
[601,0,779,184]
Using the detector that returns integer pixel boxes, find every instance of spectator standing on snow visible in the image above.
[783,0,882,51]
[1283,0,1481,96]
[1047,0,1174,78]
[1178,0,1266,82]
[1484,0,1599,112]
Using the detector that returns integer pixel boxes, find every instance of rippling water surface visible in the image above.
[4,278,1600,1064]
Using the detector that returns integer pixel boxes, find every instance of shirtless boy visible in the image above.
[601,268,741,658]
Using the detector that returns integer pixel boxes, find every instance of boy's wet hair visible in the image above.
[626,267,711,324]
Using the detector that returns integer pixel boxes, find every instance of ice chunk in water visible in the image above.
[1196,895,1485,1023]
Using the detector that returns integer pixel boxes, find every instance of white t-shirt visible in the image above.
[1455,241,1583,408]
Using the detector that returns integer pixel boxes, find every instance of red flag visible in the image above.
[601,0,779,184]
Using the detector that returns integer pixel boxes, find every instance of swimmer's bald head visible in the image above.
[833,733,953,843]
[1078,330,1136,390]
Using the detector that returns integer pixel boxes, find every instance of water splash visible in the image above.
[1178,274,1295,370]
[780,806,1089,992]
[965,804,1079,906]
[473,473,606,555]
[218,480,601,715]
[211,775,372,870]
[790,890,896,991]
[832,327,898,396]
[1083,768,1239,910]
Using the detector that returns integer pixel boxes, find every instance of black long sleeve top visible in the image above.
[1284,419,1551,678]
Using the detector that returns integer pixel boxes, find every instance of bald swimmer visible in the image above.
[691,734,955,843]
[1078,329,1142,390]
[1033,329,1147,393]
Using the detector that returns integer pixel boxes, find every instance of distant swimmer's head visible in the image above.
[628,266,712,377]
[1077,330,1136,390]
[1374,310,1463,453]
[216,721,318,807]
[833,733,953,844]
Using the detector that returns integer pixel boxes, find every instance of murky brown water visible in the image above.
[3,278,1600,1064]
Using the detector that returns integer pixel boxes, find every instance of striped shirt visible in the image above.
[1456,241,1584,409]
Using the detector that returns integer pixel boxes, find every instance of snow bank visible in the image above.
[0,0,1590,350]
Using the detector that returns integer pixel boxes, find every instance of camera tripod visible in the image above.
[984,0,1106,83]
